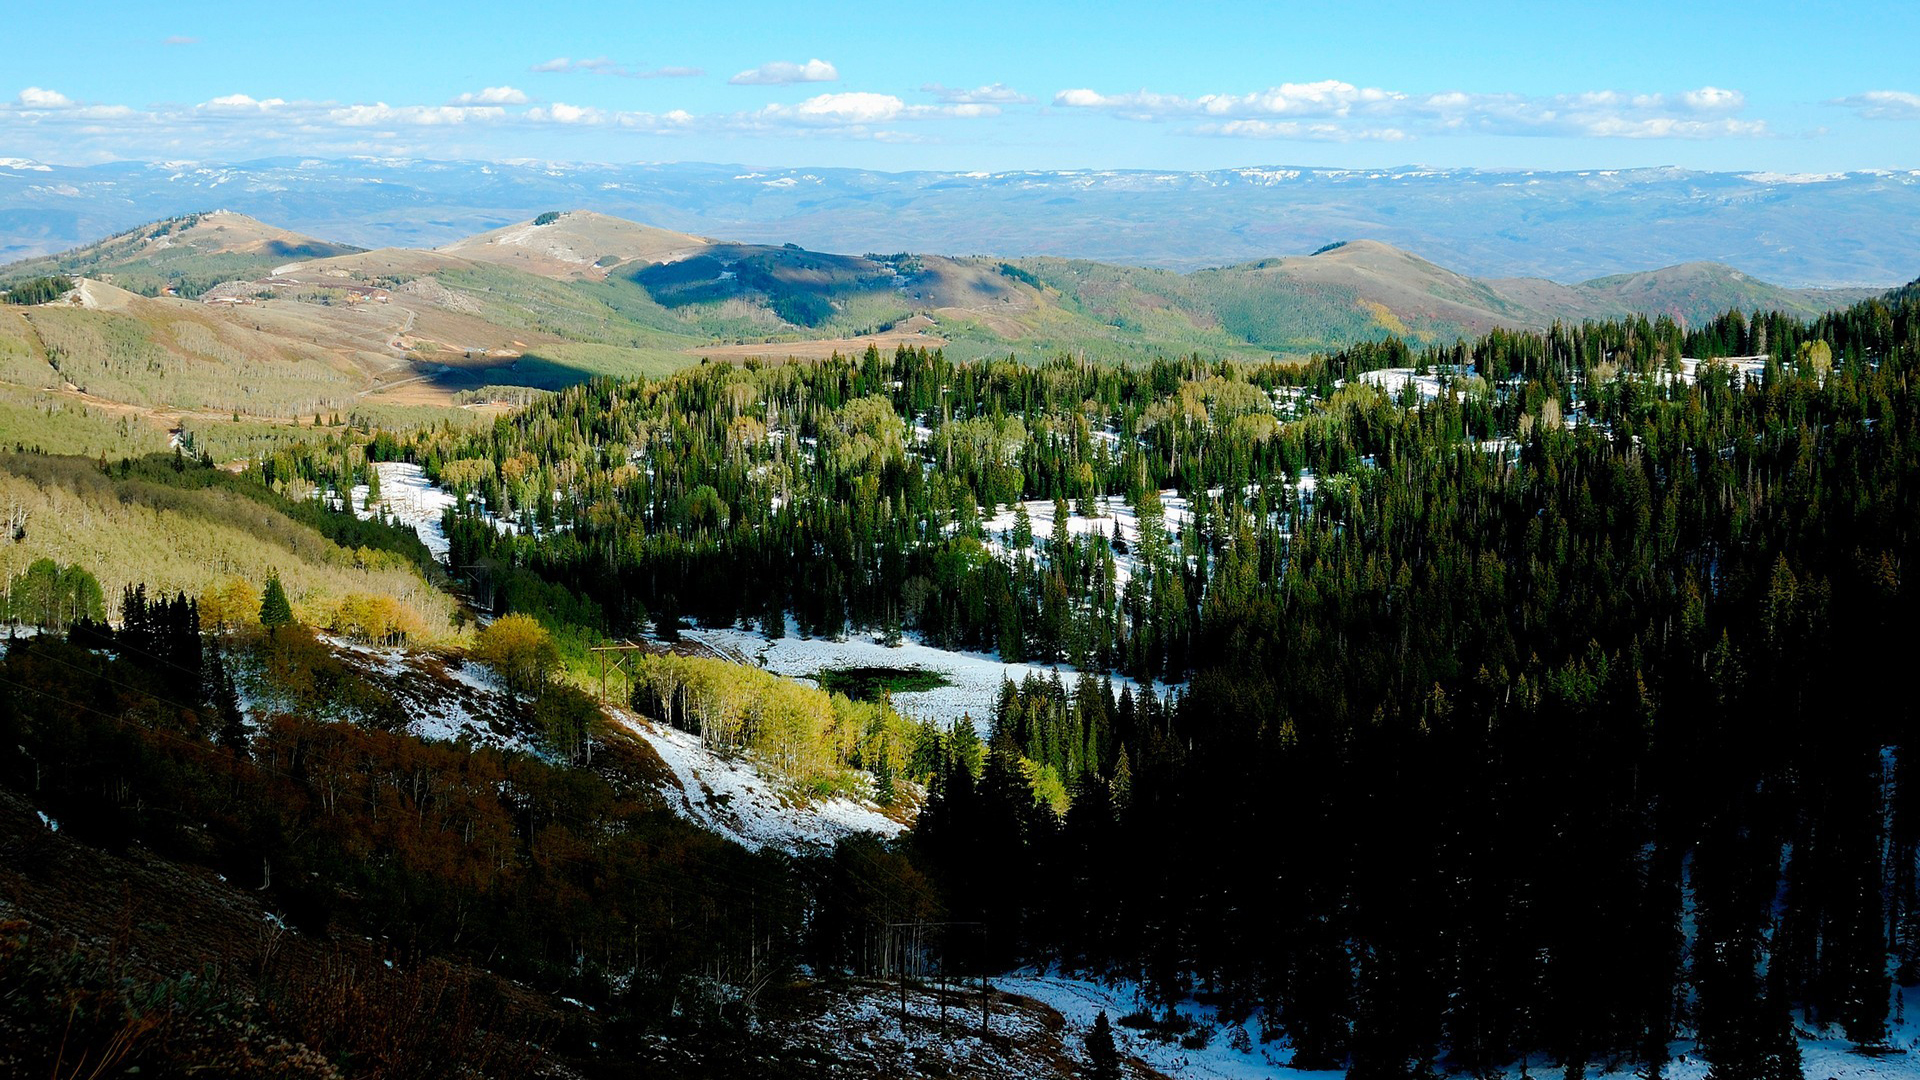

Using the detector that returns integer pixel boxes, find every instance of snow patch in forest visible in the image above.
[346,462,458,561]
[978,490,1195,590]
[1001,973,1920,1080]
[1347,365,1478,404]
[610,707,904,853]
[230,636,536,753]
[342,462,550,565]
[997,969,1317,1080]
[1670,354,1773,388]
[674,619,1178,735]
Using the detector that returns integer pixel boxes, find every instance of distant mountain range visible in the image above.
[0,208,1889,427]
[2,158,1917,287]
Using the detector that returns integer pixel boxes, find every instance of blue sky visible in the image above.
[4,0,1918,171]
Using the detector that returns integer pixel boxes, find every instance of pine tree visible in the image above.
[259,573,293,630]
[1085,1010,1120,1080]
[207,644,248,755]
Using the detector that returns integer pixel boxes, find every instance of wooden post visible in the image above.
[981,973,990,1038]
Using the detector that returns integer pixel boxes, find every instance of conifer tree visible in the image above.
[1085,1010,1120,1080]
[259,573,294,630]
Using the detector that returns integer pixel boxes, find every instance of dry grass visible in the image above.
[0,453,458,637]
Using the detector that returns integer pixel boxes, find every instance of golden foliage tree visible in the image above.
[473,614,558,695]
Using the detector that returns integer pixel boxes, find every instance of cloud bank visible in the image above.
[730,59,839,86]
[1054,80,1768,141]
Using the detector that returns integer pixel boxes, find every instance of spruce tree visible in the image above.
[259,573,293,630]
[1085,1010,1119,1080]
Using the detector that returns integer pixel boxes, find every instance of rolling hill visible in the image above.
[0,210,364,298]
[0,208,1889,453]
[437,209,710,279]
[4,159,1917,286]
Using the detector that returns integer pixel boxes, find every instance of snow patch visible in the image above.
[611,708,904,853]
[675,620,1177,735]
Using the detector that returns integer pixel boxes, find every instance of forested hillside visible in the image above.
[256,281,1919,1076]
[6,258,1920,1076]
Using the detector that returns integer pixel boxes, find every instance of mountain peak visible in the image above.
[437,211,711,279]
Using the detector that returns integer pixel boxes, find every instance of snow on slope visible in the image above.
[1348,364,1479,403]
[999,969,1308,1080]
[346,462,459,560]
[1002,969,1920,1080]
[675,619,1178,735]
[978,490,1196,590]
[231,634,539,752]
[608,706,904,853]
[343,461,554,565]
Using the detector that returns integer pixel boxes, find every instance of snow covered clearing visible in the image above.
[344,462,458,560]
[1001,970,1920,1080]
[1670,354,1773,388]
[608,707,905,854]
[1348,365,1478,404]
[675,619,1178,735]
[998,969,1315,1080]
[978,489,1196,590]
[344,461,548,565]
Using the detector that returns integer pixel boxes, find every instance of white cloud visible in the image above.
[532,57,703,79]
[453,86,530,105]
[1196,119,1410,142]
[201,94,287,113]
[329,103,504,126]
[1829,90,1920,120]
[532,56,607,74]
[922,82,1034,105]
[762,92,906,125]
[1056,81,1768,140]
[1681,86,1744,112]
[754,92,998,127]
[526,102,605,125]
[729,59,839,86]
[17,87,74,109]
[162,35,199,46]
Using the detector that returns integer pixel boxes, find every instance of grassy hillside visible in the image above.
[1560,261,1873,325]
[0,210,1889,423]
[0,211,363,298]
[0,452,457,636]
[0,386,171,456]
[22,291,363,415]
[437,209,708,278]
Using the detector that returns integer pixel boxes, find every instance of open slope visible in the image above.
[0,210,363,298]
[1015,239,1874,353]
[0,209,1886,438]
[438,208,709,278]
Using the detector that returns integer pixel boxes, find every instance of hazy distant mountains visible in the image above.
[2,158,1916,287]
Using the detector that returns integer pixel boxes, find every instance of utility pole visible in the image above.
[588,641,651,704]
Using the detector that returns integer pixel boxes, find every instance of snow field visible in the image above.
[1348,364,1478,404]
[675,618,1179,736]
[1000,971,1920,1080]
[608,706,905,853]
[344,461,543,564]
[997,968,1317,1080]
[978,489,1195,590]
